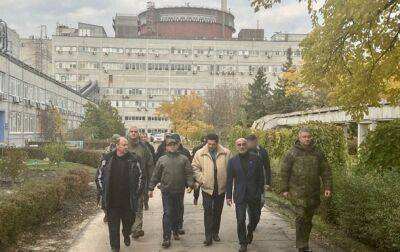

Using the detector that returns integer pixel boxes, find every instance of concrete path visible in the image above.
[69,190,330,252]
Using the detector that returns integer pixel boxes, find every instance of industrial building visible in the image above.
[51,0,306,134]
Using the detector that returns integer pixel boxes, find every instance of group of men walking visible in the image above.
[95,127,332,252]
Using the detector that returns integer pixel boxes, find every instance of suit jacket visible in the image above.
[250,145,272,186]
[226,153,265,205]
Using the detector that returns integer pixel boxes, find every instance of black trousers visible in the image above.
[107,207,135,250]
[202,191,225,239]
[177,193,184,230]
[193,187,200,200]
[235,197,260,245]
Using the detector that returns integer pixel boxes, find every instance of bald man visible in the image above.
[226,138,265,252]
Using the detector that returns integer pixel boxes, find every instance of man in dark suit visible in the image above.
[226,138,265,252]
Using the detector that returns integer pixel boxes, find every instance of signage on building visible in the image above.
[160,14,217,24]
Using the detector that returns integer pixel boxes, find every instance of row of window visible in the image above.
[9,111,80,133]
[55,46,301,58]
[0,73,84,115]
[124,116,168,122]
[111,100,163,109]
[104,88,207,97]
[55,61,283,74]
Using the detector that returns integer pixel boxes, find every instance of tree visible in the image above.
[80,100,125,140]
[251,0,400,120]
[242,68,272,125]
[40,107,64,141]
[158,94,213,141]
[204,83,246,139]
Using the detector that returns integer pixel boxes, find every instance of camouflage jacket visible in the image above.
[281,141,332,207]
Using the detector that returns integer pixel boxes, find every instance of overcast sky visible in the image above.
[0,0,313,38]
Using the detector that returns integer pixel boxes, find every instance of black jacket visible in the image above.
[226,153,265,204]
[250,145,272,186]
[95,151,145,212]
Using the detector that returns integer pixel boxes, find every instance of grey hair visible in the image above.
[298,127,311,134]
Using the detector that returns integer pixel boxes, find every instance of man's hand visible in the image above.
[226,199,233,206]
[148,191,154,198]
[324,190,332,198]
[264,185,272,191]
[283,191,290,198]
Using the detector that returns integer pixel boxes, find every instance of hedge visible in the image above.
[64,149,103,168]
[0,168,91,249]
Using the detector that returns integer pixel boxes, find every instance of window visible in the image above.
[78,29,91,37]
[0,72,4,93]
[103,62,124,70]
[79,62,99,69]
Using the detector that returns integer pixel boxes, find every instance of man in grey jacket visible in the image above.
[148,137,196,248]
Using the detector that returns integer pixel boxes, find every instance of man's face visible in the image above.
[141,134,148,142]
[299,131,312,146]
[166,142,178,152]
[236,139,248,154]
[247,139,257,149]
[128,127,140,141]
[207,140,218,152]
[116,138,128,154]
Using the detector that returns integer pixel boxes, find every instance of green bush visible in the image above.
[0,147,28,184]
[65,149,103,168]
[358,120,400,174]
[43,143,67,168]
[0,168,91,249]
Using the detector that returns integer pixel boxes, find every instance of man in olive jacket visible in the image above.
[127,126,154,239]
[148,137,195,248]
[281,128,332,252]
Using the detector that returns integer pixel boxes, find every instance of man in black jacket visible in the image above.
[226,138,264,252]
[95,137,145,252]
[246,134,272,229]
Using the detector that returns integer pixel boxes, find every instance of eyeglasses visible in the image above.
[236,143,247,147]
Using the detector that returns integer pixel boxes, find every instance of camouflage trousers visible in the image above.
[294,205,317,249]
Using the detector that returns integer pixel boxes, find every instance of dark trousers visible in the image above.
[162,191,184,240]
[107,207,135,250]
[202,191,225,239]
[295,205,316,249]
[235,197,260,245]
[193,187,200,200]
[177,193,184,230]
[247,192,263,230]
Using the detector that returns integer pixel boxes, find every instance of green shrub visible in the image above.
[43,143,67,168]
[358,120,400,174]
[0,168,91,249]
[64,149,103,168]
[0,147,28,184]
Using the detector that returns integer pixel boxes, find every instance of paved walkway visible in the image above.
[69,190,330,252]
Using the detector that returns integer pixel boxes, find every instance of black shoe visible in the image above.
[239,244,247,252]
[173,232,180,240]
[194,198,198,205]
[132,230,144,239]
[212,234,221,242]
[177,229,185,235]
[299,248,312,252]
[162,239,171,248]
[203,237,212,246]
[111,248,120,252]
[124,235,131,246]
[246,231,253,244]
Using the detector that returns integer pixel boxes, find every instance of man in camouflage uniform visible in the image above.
[105,134,121,153]
[127,126,154,239]
[281,128,332,252]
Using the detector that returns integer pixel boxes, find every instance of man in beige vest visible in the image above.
[192,133,232,246]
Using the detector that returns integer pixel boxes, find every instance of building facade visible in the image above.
[52,31,304,134]
[0,52,90,146]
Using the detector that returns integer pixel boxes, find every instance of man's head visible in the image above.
[111,134,121,145]
[206,133,219,152]
[116,137,129,155]
[235,138,248,154]
[165,138,179,153]
[298,128,312,146]
[170,133,181,143]
[128,126,140,142]
[140,133,149,142]
[246,134,258,149]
